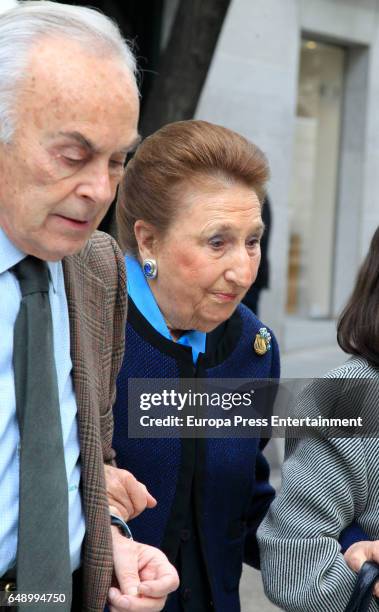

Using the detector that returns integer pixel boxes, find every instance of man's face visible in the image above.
[0,37,139,260]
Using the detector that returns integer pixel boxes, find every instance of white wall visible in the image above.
[360,26,379,255]
[333,47,369,314]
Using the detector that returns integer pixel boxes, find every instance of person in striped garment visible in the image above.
[258,226,379,611]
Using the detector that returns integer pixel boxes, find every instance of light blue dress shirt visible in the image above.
[0,227,85,575]
[125,255,206,363]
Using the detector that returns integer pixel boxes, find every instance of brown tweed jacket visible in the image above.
[63,230,126,612]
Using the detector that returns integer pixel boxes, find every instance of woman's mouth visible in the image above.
[212,292,238,303]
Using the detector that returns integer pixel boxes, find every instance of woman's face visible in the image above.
[137,177,264,334]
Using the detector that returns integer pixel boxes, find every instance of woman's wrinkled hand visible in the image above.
[105,464,157,520]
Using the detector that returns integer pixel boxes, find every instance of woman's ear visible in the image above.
[134,220,158,260]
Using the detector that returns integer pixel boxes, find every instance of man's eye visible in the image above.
[63,156,84,165]
[109,160,126,177]
[110,159,126,168]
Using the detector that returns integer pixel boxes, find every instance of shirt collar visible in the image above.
[0,226,25,274]
[0,226,59,292]
[47,261,59,294]
[125,254,206,363]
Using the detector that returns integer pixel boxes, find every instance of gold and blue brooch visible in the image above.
[253,327,272,356]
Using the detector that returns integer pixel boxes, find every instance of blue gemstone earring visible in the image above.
[143,258,158,279]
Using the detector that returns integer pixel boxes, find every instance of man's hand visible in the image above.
[105,465,157,520]
[108,526,179,611]
[344,541,379,597]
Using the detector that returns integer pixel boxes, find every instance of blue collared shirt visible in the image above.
[0,227,85,575]
[125,255,206,363]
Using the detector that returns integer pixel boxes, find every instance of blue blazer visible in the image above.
[113,300,280,611]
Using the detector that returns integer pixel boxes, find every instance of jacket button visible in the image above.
[181,587,192,602]
[180,528,191,541]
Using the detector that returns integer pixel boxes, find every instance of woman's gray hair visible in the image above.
[0,1,138,143]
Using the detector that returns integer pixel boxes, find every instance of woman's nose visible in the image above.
[224,248,258,288]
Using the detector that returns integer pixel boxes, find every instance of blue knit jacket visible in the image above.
[113,300,280,612]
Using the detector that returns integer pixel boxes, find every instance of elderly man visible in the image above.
[0,2,178,611]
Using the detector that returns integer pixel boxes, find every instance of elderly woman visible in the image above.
[258,226,379,611]
[112,120,280,611]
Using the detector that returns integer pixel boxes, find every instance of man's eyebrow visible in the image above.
[56,131,142,155]
[57,131,98,153]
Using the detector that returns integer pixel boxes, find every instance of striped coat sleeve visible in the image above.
[257,434,379,611]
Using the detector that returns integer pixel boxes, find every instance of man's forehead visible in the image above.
[17,43,139,146]
[24,36,137,101]
[53,130,141,155]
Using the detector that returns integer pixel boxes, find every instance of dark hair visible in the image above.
[337,226,379,368]
[116,119,269,255]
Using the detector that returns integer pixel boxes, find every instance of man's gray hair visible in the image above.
[0,1,138,143]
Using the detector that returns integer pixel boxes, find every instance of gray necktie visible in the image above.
[12,256,72,611]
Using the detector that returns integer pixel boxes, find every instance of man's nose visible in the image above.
[76,162,113,206]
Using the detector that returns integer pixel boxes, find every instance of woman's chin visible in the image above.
[196,305,239,333]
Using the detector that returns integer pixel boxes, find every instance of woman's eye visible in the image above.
[247,238,260,249]
[209,237,224,249]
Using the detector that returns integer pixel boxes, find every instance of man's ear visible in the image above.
[134,220,159,260]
